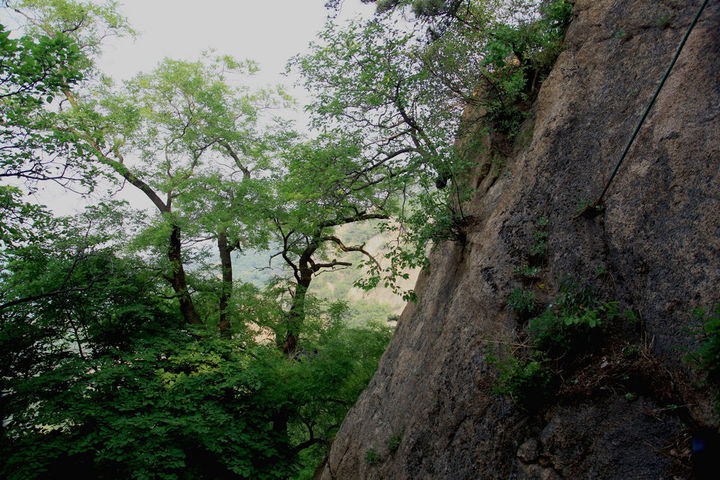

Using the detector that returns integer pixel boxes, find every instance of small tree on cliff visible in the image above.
[300,0,573,272]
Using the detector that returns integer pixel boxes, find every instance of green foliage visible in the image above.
[530,234,547,256]
[0,23,93,187]
[416,0,573,135]
[413,187,470,244]
[529,283,617,356]
[344,301,396,327]
[687,306,720,413]
[290,17,459,187]
[0,200,392,479]
[0,212,182,376]
[250,316,392,477]
[392,185,470,264]
[365,446,382,465]
[388,432,403,454]
[1,328,293,480]
[486,353,552,410]
[6,0,135,61]
[0,1,133,199]
[508,287,536,316]
[514,264,542,279]
[0,186,54,250]
[1,262,391,479]
[0,23,83,100]
[489,280,621,411]
[530,216,549,257]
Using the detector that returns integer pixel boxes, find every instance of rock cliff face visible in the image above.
[319,0,720,478]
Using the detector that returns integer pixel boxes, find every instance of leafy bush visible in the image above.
[388,432,403,454]
[490,280,622,411]
[529,283,617,355]
[365,446,382,465]
[514,264,542,279]
[687,305,720,413]
[508,287,536,316]
[487,353,553,411]
[530,217,549,257]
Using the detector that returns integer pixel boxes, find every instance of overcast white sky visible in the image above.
[100,0,372,92]
[3,0,375,214]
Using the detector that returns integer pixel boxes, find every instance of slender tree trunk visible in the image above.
[283,283,306,355]
[217,229,234,337]
[271,408,292,458]
[283,258,313,355]
[169,225,202,325]
[92,155,202,327]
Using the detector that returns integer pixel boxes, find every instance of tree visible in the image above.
[298,0,573,275]
[266,137,392,354]
[0,0,132,272]
[0,0,134,179]
[64,54,289,328]
[178,173,275,335]
[289,16,475,288]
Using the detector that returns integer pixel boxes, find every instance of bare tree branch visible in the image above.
[321,235,381,270]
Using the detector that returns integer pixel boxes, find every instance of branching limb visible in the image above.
[321,235,381,270]
[308,257,352,273]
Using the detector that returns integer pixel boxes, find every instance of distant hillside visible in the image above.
[232,220,418,326]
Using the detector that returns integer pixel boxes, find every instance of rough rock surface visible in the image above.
[319,0,720,478]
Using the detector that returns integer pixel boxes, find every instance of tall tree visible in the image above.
[266,137,392,354]
[66,55,287,327]
[289,17,470,287]
[179,172,276,334]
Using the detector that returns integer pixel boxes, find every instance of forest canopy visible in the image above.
[0,0,572,478]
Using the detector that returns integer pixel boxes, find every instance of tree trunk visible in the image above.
[271,407,292,458]
[168,225,202,325]
[283,288,303,355]
[283,271,312,355]
[96,157,202,326]
[281,239,321,355]
[217,229,234,337]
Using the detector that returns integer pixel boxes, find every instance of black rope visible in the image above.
[577,0,710,218]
